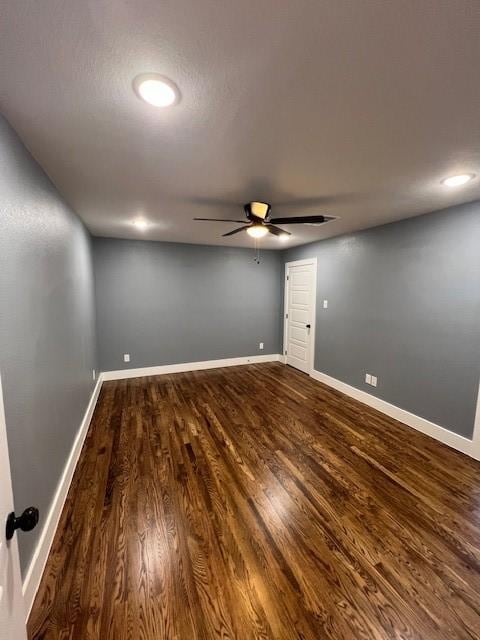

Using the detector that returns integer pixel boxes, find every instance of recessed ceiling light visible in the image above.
[132,219,148,231]
[133,73,180,107]
[247,225,269,239]
[441,173,475,187]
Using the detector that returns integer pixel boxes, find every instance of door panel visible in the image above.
[285,262,315,374]
[292,290,309,305]
[291,308,309,324]
[289,343,307,361]
[291,270,310,286]
[0,375,27,640]
[291,326,307,342]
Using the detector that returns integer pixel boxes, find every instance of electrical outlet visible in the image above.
[365,373,371,384]
[123,353,130,363]
[371,375,378,387]
[323,299,328,308]
[259,342,264,350]
[92,369,96,381]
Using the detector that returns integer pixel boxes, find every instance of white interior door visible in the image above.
[284,259,317,374]
[0,375,27,640]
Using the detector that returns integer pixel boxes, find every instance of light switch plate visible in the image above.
[123,353,130,363]
[323,299,328,308]
[371,376,377,387]
[365,373,371,384]
[259,342,264,350]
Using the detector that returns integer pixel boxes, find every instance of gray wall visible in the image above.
[94,238,283,371]
[0,116,97,573]
[285,202,480,438]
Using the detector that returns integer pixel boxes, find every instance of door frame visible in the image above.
[0,374,28,639]
[283,257,317,375]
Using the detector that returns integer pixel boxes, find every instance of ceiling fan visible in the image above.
[194,201,336,238]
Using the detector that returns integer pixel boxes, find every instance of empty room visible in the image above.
[1,1,480,639]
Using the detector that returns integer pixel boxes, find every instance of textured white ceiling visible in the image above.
[1,0,480,248]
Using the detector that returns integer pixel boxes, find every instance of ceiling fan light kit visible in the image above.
[194,201,337,241]
[246,224,269,238]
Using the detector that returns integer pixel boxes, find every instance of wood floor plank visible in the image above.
[28,363,480,639]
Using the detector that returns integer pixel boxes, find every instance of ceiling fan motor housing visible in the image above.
[244,201,271,221]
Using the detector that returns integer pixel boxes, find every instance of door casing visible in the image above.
[0,374,27,639]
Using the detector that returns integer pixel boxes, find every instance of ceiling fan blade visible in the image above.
[194,217,246,223]
[269,215,335,224]
[266,225,291,236]
[222,226,250,237]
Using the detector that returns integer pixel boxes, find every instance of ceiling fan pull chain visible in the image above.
[253,239,261,264]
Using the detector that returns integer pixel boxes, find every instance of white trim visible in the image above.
[283,257,317,375]
[0,375,28,637]
[22,374,104,620]
[311,369,480,461]
[472,378,480,460]
[102,354,281,381]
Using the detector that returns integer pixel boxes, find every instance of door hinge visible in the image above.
[286,275,289,281]
[285,313,288,319]
[284,350,287,355]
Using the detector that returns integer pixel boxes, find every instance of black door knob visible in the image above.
[6,507,39,541]
[306,324,311,329]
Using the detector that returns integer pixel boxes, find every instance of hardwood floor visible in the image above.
[28,363,480,639]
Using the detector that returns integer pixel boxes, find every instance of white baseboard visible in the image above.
[22,374,104,620]
[473,381,480,461]
[310,369,480,461]
[102,354,281,381]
